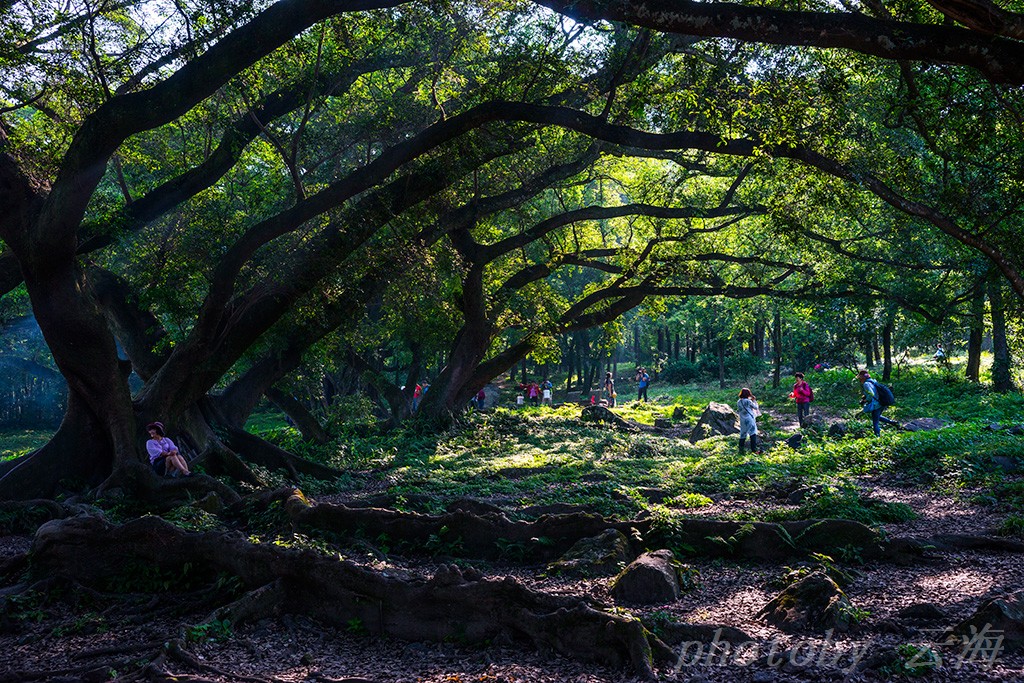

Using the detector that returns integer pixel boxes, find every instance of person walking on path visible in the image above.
[146,422,192,477]
[737,388,762,454]
[603,372,616,407]
[790,372,813,427]
[857,369,899,436]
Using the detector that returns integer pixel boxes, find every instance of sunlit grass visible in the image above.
[0,429,52,460]
[229,365,1024,518]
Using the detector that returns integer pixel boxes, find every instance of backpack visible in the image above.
[807,386,814,402]
[870,379,895,407]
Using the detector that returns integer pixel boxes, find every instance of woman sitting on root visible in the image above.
[146,422,192,477]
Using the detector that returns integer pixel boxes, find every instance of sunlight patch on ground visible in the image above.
[915,569,994,598]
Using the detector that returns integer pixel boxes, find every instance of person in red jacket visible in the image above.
[790,372,814,427]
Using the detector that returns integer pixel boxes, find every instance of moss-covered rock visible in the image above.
[757,571,856,633]
[547,528,634,577]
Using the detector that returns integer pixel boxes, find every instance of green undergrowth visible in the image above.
[0,428,52,461]
[240,368,1024,521]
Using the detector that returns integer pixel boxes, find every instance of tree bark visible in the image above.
[989,274,1014,392]
[717,339,726,389]
[772,309,782,389]
[882,320,893,382]
[966,281,985,382]
[265,387,330,444]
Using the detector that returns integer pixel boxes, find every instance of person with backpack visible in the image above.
[790,372,814,427]
[737,388,762,454]
[857,369,899,436]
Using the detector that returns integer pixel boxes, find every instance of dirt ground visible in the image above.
[2,473,1024,683]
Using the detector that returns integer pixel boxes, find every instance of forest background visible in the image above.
[2,0,1024,681]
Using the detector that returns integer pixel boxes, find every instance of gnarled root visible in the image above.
[30,515,665,678]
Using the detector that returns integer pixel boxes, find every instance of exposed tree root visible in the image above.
[72,639,167,660]
[205,579,286,626]
[0,499,73,533]
[225,426,344,482]
[0,659,140,683]
[30,515,667,678]
[165,638,284,683]
[277,489,911,563]
[282,490,642,561]
[924,533,1024,553]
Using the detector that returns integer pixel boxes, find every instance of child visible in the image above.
[790,372,813,427]
[603,371,616,407]
[737,388,762,454]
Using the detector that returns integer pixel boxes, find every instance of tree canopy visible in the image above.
[0,0,1021,502]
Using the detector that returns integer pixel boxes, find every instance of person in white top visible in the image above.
[146,421,192,477]
[737,388,762,454]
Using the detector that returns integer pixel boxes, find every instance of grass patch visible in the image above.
[0,428,52,460]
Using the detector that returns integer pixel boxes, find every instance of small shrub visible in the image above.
[661,359,701,383]
[881,643,942,677]
[796,485,917,525]
[162,505,223,533]
[996,514,1024,537]
[669,492,713,508]
[185,619,233,644]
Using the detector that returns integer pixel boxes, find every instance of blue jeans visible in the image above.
[797,402,810,425]
[871,408,899,435]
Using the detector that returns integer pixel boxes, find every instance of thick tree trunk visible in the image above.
[882,320,893,382]
[772,309,782,388]
[416,264,494,425]
[989,275,1014,392]
[967,281,985,382]
[717,339,726,389]
[265,387,329,444]
[0,393,113,499]
[0,255,142,498]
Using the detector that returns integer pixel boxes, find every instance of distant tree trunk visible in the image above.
[578,332,588,387]
[882,321,893,382]
[989,275,1014,392]
[772,309,782,389]
[633,324,641,365]
[966,282,985,383]
[717,339,726,389]
[266,387,329,444]
[864,336,875,367]
[656,327,664,356]
[872,333,881,368]
[674,331,680,360]
[566,337,576,391]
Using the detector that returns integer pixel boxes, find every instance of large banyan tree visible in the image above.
[0,1,1022,678]
[0,0,1022,498]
